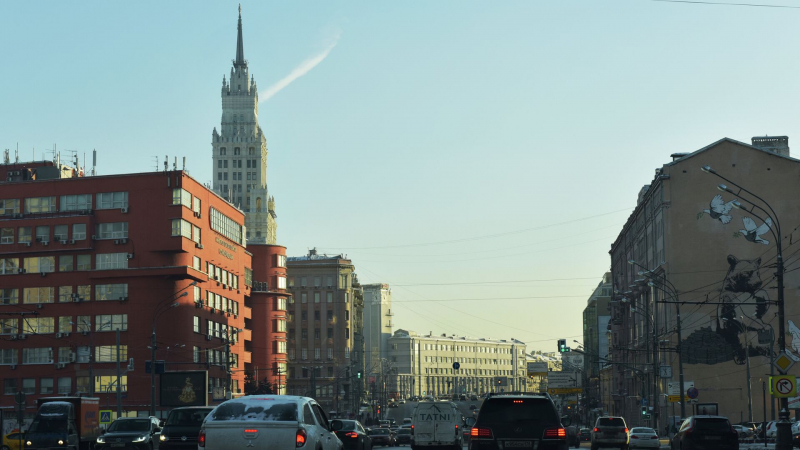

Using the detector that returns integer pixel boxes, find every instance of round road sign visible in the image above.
[687,387,699,399]
[14,391,25,405]
[776,377,795,396]
[453,362,461,370]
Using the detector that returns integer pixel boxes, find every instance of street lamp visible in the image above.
[150,286,192,416]
[722,317,753,422]
[701,165,789,450]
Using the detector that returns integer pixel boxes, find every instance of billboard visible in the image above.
[160,371,208,407]
[527,362,549,376]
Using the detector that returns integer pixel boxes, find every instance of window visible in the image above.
[301,348,308,360]
[0,349,17,365]
[96,315,127,331]
[302,329,308,339]
[327,311,333,321]
[0,199,20,215]
[326,292,333,303]
[301,277,307,287]
[54,225,68,241]
[314,311,320,321]
[172,189,192,208]
[193,316,200,333]
[59,255,73,272]
[35,226,49,242]
[314,328,320,340]
[24,257,55,273]
[95,284,128,301]
[58,377,71,394]
[24,317,54,334]
[327,276,333,287]
[18,227,31,243]
[96,192,128,209]
[193,256,201,270]
[60,194,91,211]
[345,328,350,339]
[95,375,127,392]
[76,377,90,394]
[277,320,286,332]
[193,226,201,244]
[25,196,56,213]
[344,347,350,359]
[345,293,349,304]
[76,254,91,271]
[1,228,13,244]
[277,276,286,289]
[0,258,18,275]
[193,346,200,363]
[314,348,320,360]
[22,348,53,364]
[210,207,244,245]
[3,378,17,394]
[340,275,348,288]
[327,348,333,360]
[327,328,333,339]
[1,288,19,305]
[95,253,128,270]
[24,287,54,304]
[95,346,128,362]
[97,222,128,239]
[277,298,286,311]
[22,379,35,394]
[40,378,54,394]
[301,293,307,304]
[193,197,201,214]
[277,341,287,354]
[0,319,17,334]
[171,219,192,239]
[59,317,72,333]
[314,293,320,304]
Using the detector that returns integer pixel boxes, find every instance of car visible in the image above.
[330,419,372,450]
[566,425,580,448]
[670,415,738,450]
[628,427,659,449]
[96,417,160,450]
[367,427,395,447]
[412,400,463,449]
[395,428,412,446]
[378,420,391,428]
[591,416,629,450]
[732,425,750,439]
[470,395,479,401]
[793,431,800,448]
[388,402,398,409]
[158,406,213,450]
[466,392,570,450]
[469,404,477,410]
[199,395,342,449]
[756,421,777,439]
[579,428,591,441]
[399,399,406,404]
[2,431,25,450]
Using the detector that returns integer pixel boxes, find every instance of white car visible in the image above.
[199,395,343,450]
[628,427,660,449]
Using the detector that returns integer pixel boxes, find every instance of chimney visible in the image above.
[752,136,789,157]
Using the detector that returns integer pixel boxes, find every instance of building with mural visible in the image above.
[608,136,798,429]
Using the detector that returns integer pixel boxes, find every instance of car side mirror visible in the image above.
[561,416,572,427]
[465,417,476,427]
[330,420,343,432]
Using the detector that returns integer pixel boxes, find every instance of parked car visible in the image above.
[669,416,738,450]
[158,406,213,450]
[2,431,25,450]
[330,419,372,450]
[591,416,629,450]
[732,425,750,439]
[96,417,160,450]
[756,421,777,439]
[628,427,659,449]
[199,395,343,449]
[367,428,394,447]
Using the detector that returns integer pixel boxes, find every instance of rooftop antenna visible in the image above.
[92,149,97,176]
[173,156,177,171]
[152,156,159,172]
[3,150,9,164]
[182,156,186,171]
[163,155,168,172]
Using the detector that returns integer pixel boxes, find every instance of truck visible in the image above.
[411,401,462,450]
[25,397,100,450]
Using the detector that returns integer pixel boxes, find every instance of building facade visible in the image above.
[211,7,277,244]
[285,250,364,414]
[388,329,527,398]
[0,161,266,420]
[608,136,800,429]
[582,272,612,413]
[362,283,392,376]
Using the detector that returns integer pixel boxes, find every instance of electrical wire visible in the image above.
[649,0,800,8]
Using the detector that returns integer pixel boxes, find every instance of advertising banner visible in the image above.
[527,362,549,376]
[160,371,208,407]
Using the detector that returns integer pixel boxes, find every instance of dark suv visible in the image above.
[158,406,213,449]
[465,392,570,450]
[670,416,738,450]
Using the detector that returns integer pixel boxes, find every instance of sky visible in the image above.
[2,0,799,352]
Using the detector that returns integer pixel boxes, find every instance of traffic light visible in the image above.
[357,370,363,379]
[558,339,568,353]
[641,406,647,416]
[497,378,502,385]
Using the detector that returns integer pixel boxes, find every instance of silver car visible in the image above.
[591,416,630,450]
[199,395,343,450]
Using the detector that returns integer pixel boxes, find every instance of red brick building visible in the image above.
[0,160,287,420]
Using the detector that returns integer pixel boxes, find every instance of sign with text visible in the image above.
[160,371,208,407]
[527,362,549,376]
[547,371,580,389]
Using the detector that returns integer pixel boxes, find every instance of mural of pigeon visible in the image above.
[740,217,772,245]
[789,320,800,361]
[701,194,735,224]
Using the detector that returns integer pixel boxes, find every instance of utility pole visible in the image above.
[226,337,232,399]
[150,323,157,416]
[116,329,122,418]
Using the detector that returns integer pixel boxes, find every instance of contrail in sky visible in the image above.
[260,30,341,102]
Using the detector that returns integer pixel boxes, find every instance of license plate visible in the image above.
[111,444,125,448]
[505,441,533,448]
[705,436,721,440]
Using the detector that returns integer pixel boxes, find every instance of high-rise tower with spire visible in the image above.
[212,5,277,244]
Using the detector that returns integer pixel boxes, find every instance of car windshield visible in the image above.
[631,428,655,434]
[28,419,67,434]
[695,418,731,432]
[165,409,211,426]
[209,399,298,422]
[369,429,389,435]
[108,420,150,432]
[598,418,626,427]
[334,421,356,431]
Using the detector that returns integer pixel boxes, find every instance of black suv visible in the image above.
[670,415,738,450]
[465,392,571,450]
[158,406,213,449]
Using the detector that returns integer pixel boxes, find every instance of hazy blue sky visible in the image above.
[2,1,799,352]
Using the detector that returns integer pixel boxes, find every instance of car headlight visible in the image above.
[26,441,32,447]
[58,440,65,445]
[132,435,148,443]
[97,436,106,444]
[160,434,168,442]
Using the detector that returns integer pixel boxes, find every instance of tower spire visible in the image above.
[234,4,246,68]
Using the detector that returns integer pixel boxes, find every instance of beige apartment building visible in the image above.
[608,136,800,430]
[388,329,527,398]
[285,249,364,413]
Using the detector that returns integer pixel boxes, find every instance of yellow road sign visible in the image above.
[668,395,680,403]
[774,353,795,374]
[548,388,582,395]
[772,375,797,398]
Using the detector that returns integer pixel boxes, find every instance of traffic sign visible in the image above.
[14,391,25,405]
[668,395,680,403]
[548,388,582,395]
[772,375,797,398]
[687,387,699,399]
[100,410,113,424]
[452,362,460,370]
[643,413,652,420]
[774,352,795,374]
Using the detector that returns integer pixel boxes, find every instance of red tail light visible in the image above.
[296,429,307,447]
[198,430,206,448]
[345,432,358,438]
[543,427,566,439]
[411,425,414,435]
[623,428,629,434]
[593,427,599,432]
[631,435,639,439]
[471,426,493,439]
[455,424,459,436]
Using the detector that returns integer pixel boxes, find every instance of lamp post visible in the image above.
[150,288,189,416]
[701,165,789,450]
[723,316,753,422]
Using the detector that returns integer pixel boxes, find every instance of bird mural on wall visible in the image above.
[698,194,735,223]
[789,320,800,362]
[737,217,772,245]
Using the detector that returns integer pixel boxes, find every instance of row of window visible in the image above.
[192,316,240,342]
[423,367,515,376]
[0,345,127,365]
[171,189,202,214]
[210,207,244,245]
[216,158,260,169]
[288,326,334,341]
[0,222,127,245]
[172,219,201,243]
[0,314,127,335]
[288,346,349,361]
[293,310,349,322]
[3,376,123,395]
[421,344,516,354]
[217,171,261,182]
[206,262,240,289]
[0,284,128,305]
[0,253,128,276]
[0,192,129,216]
[288,274,349,288]
[191,345,239,369]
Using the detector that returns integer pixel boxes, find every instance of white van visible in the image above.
[411,401,462,449]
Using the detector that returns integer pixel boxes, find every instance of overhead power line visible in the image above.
[393,276,603,287]
[650,0,800,8]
